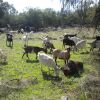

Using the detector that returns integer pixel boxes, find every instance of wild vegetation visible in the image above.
[0,0,100,99]
[0,28,100,99]
[0,0,100,33]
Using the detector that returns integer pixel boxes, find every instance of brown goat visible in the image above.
[61,60,83,76]
[60,66,70,76]
[52,48,71,65]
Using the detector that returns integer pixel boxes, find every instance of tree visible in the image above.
[92,1,100,35]
[0,0,17,27]
[60,0,94,27]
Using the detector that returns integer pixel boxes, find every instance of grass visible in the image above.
[0,28,99,100]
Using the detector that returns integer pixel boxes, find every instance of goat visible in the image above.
[6,33,13,47]
[43,42,55,53]
[20,28,24,34]
[75,40,86,51]
[63,38,76,49]
[0,49,7,63]
[69,36,81,44]
[90,40,100,51]
[61,60,83,76]
[96,36,100,41]
[22,45,47,59]
[42,36,50,46]
[60,65,70,76]
[22,33,29,46]
[68,60,83,74]
[38,52,60,77]
[64,33,77,39]
[52,47,71,65]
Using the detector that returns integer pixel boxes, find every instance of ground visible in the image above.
[0,27,100,100]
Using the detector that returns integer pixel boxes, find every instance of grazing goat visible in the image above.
[60,65,70,76]
[90,40,100,51]
[75,40,86,51]
[22,45,47,59]
[44,42,55,53]
[69,36,81,44]
[0,49,7,63]
[38,53,60,77]
[63,38,76,49]
[61,60,83,76]
[52,47,71,65]
[42,36,50,46]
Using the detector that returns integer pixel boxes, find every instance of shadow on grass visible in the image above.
[6,45,13,49]
[80,51,90,54]
[26,59,39,63]
[0,62,8,65]
[41,70,62,81]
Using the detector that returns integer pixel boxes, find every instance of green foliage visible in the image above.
[92,4,100,28]
[0,0,99,31]
[0,28,98,99]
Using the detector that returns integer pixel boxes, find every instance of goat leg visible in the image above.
[64,60,66,64]
[26,53,29,59]
[22,52,26,58]
[36,53,38,59]
[55,57,57,65]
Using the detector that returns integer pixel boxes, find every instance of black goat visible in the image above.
[96,36,100,41]
[63,38,76,49]
[22,45,47,59]
[6,33,13,47]
[64,34,77,39]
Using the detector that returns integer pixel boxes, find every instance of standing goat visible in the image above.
[6,33,13,47]
[52,47,71,65]
[38,53,60,77]
[63,38,76,50]
[22,45,47,59]
[22,33,29,46]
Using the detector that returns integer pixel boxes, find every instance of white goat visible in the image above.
[42,36,50,46]
[0,49,7,62]
[38,53,60,77]
[69,36,81,44]
[75,40,86,51]
[22,33,29,46]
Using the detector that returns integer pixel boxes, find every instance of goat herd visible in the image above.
[1,32,100,78]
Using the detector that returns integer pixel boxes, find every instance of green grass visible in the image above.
[0,28,98,100]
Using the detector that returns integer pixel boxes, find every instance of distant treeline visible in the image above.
[0,0,100,32]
